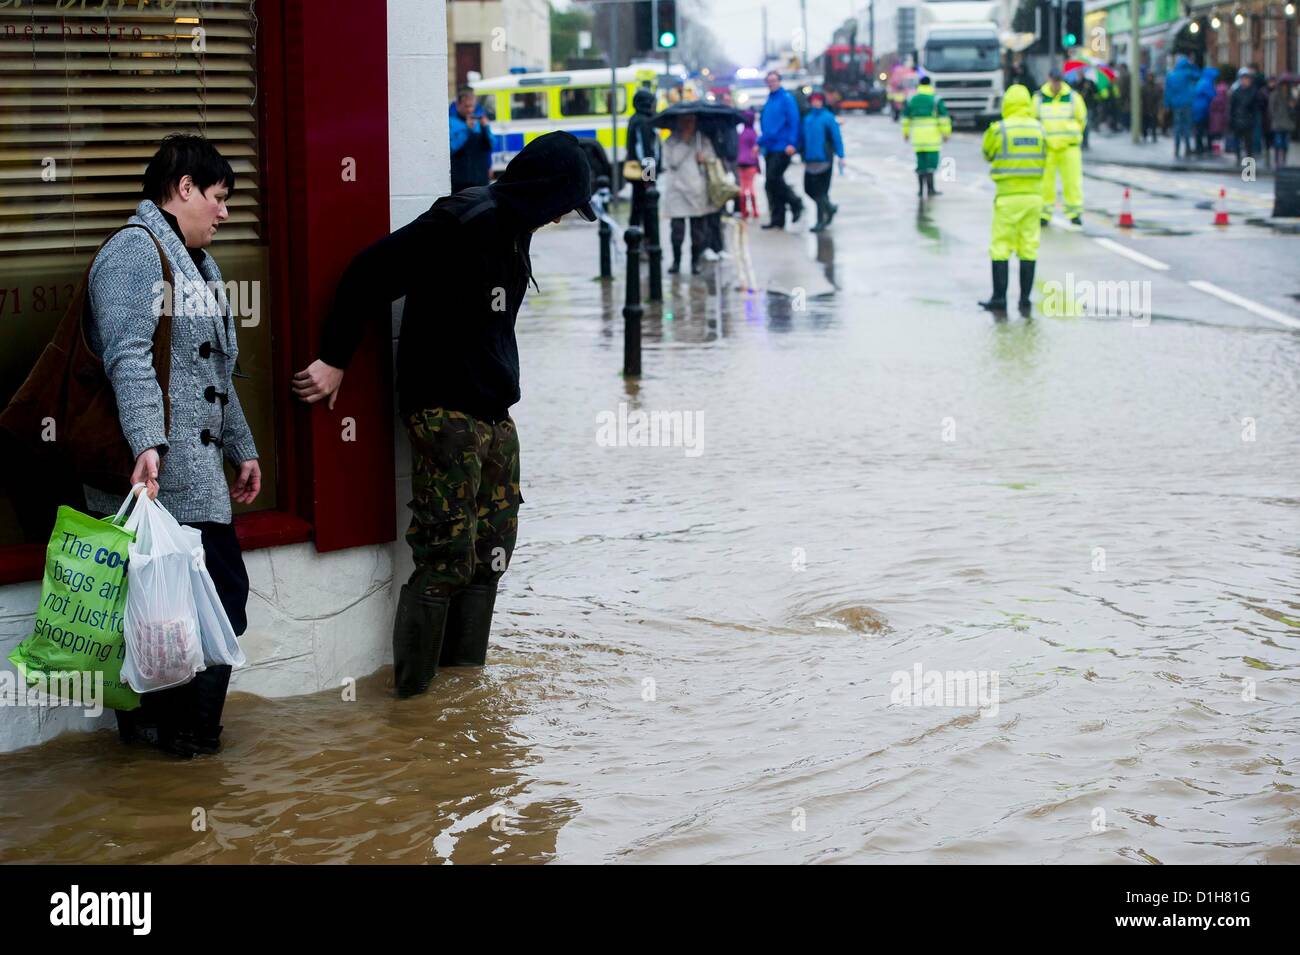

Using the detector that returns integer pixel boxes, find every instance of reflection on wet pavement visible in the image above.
[2,135,1298,863]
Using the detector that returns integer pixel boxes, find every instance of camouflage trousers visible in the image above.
[405,408,522,596]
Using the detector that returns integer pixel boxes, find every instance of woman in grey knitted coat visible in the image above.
[89,134,260,758]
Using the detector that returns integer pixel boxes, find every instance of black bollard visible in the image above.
[623,226,643,377]
[596,175,611,280]
[644,184,662,302]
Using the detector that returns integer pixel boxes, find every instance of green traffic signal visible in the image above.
[659,30,676,48]
[1063,32,1077,46]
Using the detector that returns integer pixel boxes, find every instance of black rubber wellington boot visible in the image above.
[393,584,450,697]
[441,581,499,667]
[667,242,682,274]
[927,173,941,196]
[1018,259,1036,314]
[979,260,1009,311]
[916,173,925,197]
[189,664,232,753]
[118,693,198,759]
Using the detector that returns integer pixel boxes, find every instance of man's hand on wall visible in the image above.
[292,359,344,410]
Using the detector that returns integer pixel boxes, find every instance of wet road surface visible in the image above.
[1,115,1297,863]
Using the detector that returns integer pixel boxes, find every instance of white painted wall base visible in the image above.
[0,539,399,754]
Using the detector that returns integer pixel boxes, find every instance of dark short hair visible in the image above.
[456,86,476,101]
[141,133,236,204]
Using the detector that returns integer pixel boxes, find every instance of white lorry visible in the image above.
[915,0,1007,128]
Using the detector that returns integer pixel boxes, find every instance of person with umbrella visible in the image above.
[661,110,720,275]
[652,101,742,274]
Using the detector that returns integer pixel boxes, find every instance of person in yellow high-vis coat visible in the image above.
[901,76,952,197]
[1034,69,1087,225]
[980,84,1047,314]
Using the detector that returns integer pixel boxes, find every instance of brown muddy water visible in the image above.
[1,216,1298,864]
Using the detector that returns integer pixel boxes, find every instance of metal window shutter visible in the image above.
[0,0,259,257]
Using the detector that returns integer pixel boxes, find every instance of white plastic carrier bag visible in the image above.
[184,523,246,668]
[119,487,206,692]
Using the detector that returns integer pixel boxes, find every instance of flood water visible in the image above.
[2,197,1298,863]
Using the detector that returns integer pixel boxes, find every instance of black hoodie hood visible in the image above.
[490,131,596,231]
[633,87,656,114]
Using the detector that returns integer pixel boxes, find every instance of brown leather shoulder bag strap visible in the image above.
[79,223,175,435]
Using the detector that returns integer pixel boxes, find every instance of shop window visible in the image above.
[0,0,274,546]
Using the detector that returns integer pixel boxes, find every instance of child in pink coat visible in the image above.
[736,110,761,218]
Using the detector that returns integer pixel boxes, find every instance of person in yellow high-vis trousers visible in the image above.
[979,85,1047,314]
[1034,68,1087,226]
[901,75,952,197]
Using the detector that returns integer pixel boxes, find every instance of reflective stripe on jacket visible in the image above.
[901,88,952,151]
[982,116,1047,195]
[1034,84,1086,149]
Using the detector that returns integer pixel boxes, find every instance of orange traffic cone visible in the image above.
[1118,188,1134,228]
[1213,188,1230,226]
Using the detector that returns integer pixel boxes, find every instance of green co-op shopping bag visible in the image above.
[8,495,141,712]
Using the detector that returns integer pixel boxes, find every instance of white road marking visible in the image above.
[1093,237,1171,270]
[1187,280,1300,329]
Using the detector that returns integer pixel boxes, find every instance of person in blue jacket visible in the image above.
[758,71,804,229]
[1192,66,1218,157]
[798,90,845,232]
[1163,55,1199,160]
[449,86,493,192]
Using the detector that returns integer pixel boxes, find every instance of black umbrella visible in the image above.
[649,101,744,131]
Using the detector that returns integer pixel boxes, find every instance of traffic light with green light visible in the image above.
[657,0,677,50]
[1062,0,1083,50]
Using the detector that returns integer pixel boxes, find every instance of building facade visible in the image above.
[1094,0,1298,74]
[1193,1,1299,74]
[447,0,551,94]
[0,0,451,752]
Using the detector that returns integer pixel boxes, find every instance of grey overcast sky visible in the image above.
[553,0,858,71]
[696,0,858,68]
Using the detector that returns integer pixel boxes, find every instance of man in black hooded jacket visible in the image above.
[626,86,661,226]
[292,131,595,697]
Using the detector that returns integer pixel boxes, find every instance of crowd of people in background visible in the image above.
[446,69,853,278]
[448,56,1294,287]
[1038,56,1299,168]
[652,70,847,274]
